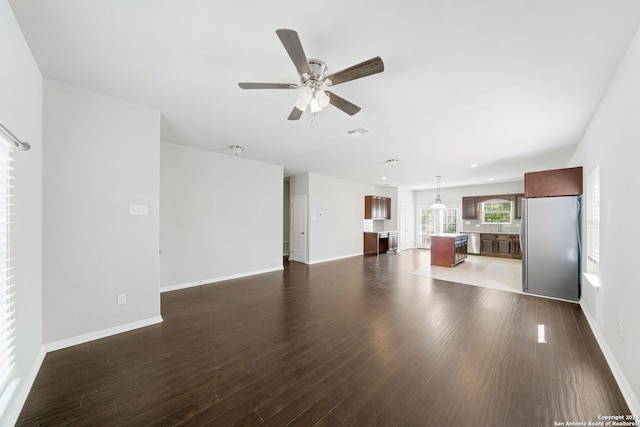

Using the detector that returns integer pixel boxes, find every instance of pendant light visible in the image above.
[431,175,446,210]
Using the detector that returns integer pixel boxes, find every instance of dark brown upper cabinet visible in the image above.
[365,195,391,220]
[524,167,583,198]
[462,197,478,219]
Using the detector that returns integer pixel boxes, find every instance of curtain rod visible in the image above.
[0,122,31,150]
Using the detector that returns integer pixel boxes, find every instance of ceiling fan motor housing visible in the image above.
[303,59,328,88]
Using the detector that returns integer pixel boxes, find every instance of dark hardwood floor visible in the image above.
[17,250,629,426]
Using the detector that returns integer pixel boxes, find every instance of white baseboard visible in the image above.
[43,315,164,353]
[5,347,47,426]
[307,252,363,265]
[580,300,640,416]
[6,315,163,425]
[160,266,284,293]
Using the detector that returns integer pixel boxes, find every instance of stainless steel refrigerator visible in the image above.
[520,196,581,301]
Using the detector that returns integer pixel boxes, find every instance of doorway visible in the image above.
[418,207,458,249]
[289,194,307,263]
[399,202,415,250]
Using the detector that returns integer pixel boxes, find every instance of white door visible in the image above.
[399,203,415,250]
[290,194,307,263]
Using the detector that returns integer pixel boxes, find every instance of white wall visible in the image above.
[307,173,384,264]
[289,172,309,196]
[42,79,162,345]
[160,142,283,290]
[0,2,43,424]
[569,27,640,414]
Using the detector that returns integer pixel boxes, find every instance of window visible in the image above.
[0,140,17,415]
[419,209,434,246]
[481,200,512,224]
[441,208,458,233]
[586,163,600,276]
[419,207,458,248]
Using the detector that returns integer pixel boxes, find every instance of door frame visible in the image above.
[289,194,308,263]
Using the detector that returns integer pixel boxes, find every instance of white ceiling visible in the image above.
[9,0,640,190]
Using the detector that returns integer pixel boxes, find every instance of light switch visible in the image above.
[130,204,148,216]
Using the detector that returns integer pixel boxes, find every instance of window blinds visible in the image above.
[0,141,16,415]
[586,163,600,265]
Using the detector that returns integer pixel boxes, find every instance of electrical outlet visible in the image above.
[129,204,148,216]
[117,294,127,305]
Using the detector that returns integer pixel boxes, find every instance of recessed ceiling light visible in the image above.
[381,176,388,180]
[487,178,494,181]
[470,164,479,168]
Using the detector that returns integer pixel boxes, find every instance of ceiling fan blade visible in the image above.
[276,29,311,77]
[288,107,304,121]
[325,91,361,116]
[238,82,298,89]
[325,56,384,86]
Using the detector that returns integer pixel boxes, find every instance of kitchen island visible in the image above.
[431,234,468,267]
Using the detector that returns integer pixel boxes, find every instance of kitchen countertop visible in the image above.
[364,230,398,234]
[430,233,468,238]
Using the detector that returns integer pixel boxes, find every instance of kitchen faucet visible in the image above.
[496,223,502,232]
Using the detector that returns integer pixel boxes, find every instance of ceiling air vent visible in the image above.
[347,127,371,137]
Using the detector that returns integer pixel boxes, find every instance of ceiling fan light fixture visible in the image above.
[295,86,313,111]
[315,89,330,108]
[309,97,323,113]
[297,86,330,113]
[238,29,384,120]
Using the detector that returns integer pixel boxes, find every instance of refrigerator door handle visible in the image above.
[519,206,526,258]
[576,197,582,256]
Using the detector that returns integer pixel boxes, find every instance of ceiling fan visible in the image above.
[238,29,384,120]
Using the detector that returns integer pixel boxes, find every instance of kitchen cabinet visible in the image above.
[364,232,379,255]
[462,197,478,219]
[365,195,391,220]
[364,231,398,256]
[431,234,468,267]
[388,231,398,253]
[512,235,521,259]
[496,235,513,257]
[524,167,583,198]
[480,233,521,259]
[480,234,497,255]
[454,239,467,264]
